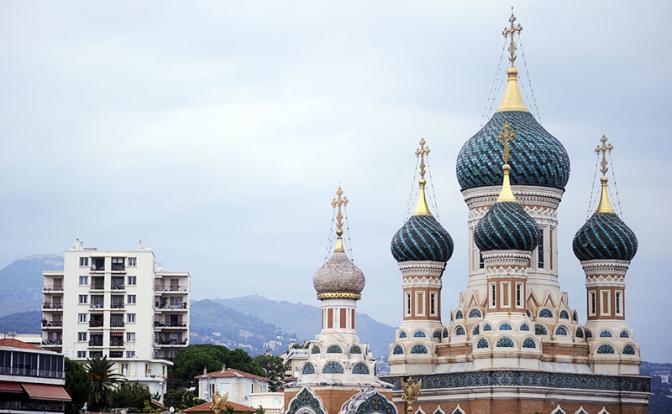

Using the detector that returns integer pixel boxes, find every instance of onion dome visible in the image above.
[456,12,570,191]
[391,139,454,263]
[313,187,365,300]
[474,163,541,252]
[572,137,638,262]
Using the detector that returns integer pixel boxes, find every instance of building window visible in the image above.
[576,327,584,338]
[600,330,612,337]
[393,345,404,355]
[537,231,544,269]
[623,345,636,355]
[616,291,623,315]
[127,276,137,285]
[78,313,87,323]
[78,332,87,341]
[535,324,548,335]
[590,291,597,315]
[410,344,428,354]
[496,337,514,348]
[352,362,369,375]
[600,290,611,316]
[477,338,489,349]
[79,257,89,267]
[620,330,630,338]
[555,326,568,336]
[522,338,536,349]
[349,345,362,354]
[405,292,412,316]
[77,351,87,358]
[490,283,496,307]
[127,313,136,323]
[78,295,88,304]
[322,361,344,373]
[479,251,484,269]
[311,345,320,354]
[79,276,88,285]
[559,310,569,319]
[127,295,136,304]
[472,325,480,335]
[468,308,482,318]
[539,308,553,318]
[515,283,522,307]
[128,257,137,267]
[326,345,342,353]
[483,323,492,331]
[455,310,463,320]
[454,326,465,336]
[597,344,615,354]
[126,332,136,342]
[520,323,530,331]
[429,293,437,316]
[415,291,425,316]
[302,362,315,374]
[413,331,426,338]
[126,351,136,358]
[499,323,512,331]
[432,330,441,339]
[399,331,407,338]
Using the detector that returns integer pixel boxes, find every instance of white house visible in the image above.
[196,367,269,405]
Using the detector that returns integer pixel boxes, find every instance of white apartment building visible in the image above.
[41,240,190,398]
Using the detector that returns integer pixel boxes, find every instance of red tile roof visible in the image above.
[0,338,41,350]
[195,368,268,382]
[184,401,255,413]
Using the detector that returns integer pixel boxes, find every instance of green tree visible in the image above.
[171,345,263,389]
[111,381,151,411]
[253,355,284,391]
[84,355,124,411]
[255,405,265,414]
[163,388,205,410]
[64,358,91,414]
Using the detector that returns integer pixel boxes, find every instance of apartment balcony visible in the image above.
[154,303,188,312]
[154,285,188,293]
[88,340,104,347]
[42,302,63,310]
[42,284,64,292]
[89,303,105,310]
[41,320,63,329]
[111,284,125,291]
[89,320,104,328]
[153,321,188,330]
[42,339,63,346]
[111,303,125,310]
[110,321,125,328]
[155,338,188,346]
[109,340,124,347]
[90,283,105,291]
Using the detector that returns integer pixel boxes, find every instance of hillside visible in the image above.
[0,255,63,316]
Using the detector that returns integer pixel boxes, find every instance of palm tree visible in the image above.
[84,355,123,411]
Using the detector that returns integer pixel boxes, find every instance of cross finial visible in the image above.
[502,8,523,67]
[331,186,349,252]
[497,121,516,164]
[595,135,614,177]
[415,138,431,181]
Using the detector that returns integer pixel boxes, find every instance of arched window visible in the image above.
[539,308,553,318]
[551,407,566,414]
[442,328,449,338]
[454,326,465,336]
[597,408,611,414]
[452,407,464,414]
[477,338,489,349]
[352,362,369,374]
[393,345,404,355]
[302,362,315,375]
[468,308,482,318]
[572,311,578,322]
[349,345,362,354]
[311,345,320,354]
[535,324,548,335]
[472,325,480,335]
[399,331,407,338]
[499,322,512,331]
[576,408,588,414]
[411,344,428,354]
[585,329,593,338]
[519,323,530,331]
[623,345,636,355]
[599,330,612,338]
[322,361,344,373]
[559,310,569,319]
[414,330,426,338]
[433,408,444,414]
[483,323,492,331]
[576,327,584,338]
[433,330,442,339]
[597,344,615,354]
[522,338,536,349]
[327,344,342,353]
[555,325,568,336]
[619,330,630,338]
[496,337,514,348]
[455,310,463,319]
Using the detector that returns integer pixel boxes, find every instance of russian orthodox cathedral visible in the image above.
[283,11,650,414]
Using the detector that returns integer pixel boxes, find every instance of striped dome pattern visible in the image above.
[474,202,540,252]
[572,212,638,261]
[456,111,570,191]
[391,215,454,263]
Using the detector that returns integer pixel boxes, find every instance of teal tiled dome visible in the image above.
[456,111,570,191]
[572,212,638,261]
[474,202,540,252]
[391,215,454,263]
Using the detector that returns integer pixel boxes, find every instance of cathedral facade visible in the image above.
[283,11,650,414]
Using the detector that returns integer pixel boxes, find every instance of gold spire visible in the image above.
[496,121,517,202]
[595,135,615,213]
[497,10,529,113]
[413,138,432,216]
[331,186,349,252]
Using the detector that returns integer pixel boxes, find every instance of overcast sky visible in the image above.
[1,1,670,362]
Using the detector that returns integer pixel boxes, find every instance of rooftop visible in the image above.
[184,401,255,413]
[195,367,268,382]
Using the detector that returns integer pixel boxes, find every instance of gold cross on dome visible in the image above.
[415,138,431,181]
[595,135,614,176]
[331,187,348,251]
[502,8,523,67]
[497,121,516,164]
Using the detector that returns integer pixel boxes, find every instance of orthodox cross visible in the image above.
[415,138,430,181]
[497,121,516,164]
[595,135,613,176]
[331,187,348,249]
[502,9,523,66]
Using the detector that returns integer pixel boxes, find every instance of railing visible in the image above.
[156,338,187,345]
[111,264,126,271]
[42,339,62,345]
[91,284,105,290]
[155,285,187,291]
[112,284,125,290]
[43,285,63,291]
[42,320,63,327]
[110,340,124,347]
[157,303,187,309]
[90,264,105,271]
[110,321,125,328]
[111,303,125,309]
[42,302,63,309]
[0,400,65,412]
[89,320,104,327]
[88,339,103,346]
[154,321,186,327]
[90,303,105,309]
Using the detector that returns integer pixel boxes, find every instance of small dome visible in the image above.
[391,215,454,263]
[572,212,638,261]
[474,202,540,252]
[313,251,365,297]
[456,111,570,191]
